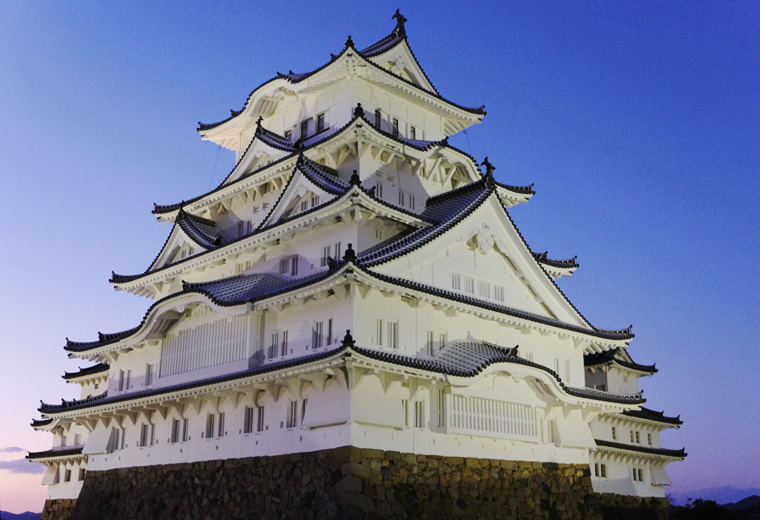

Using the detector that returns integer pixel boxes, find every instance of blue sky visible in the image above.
[1,1,758,513]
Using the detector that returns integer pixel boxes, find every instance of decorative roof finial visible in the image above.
[296,151,306,166]
[481,157,495,177]
[354,103,364,118]
[392,9,407,38]
[343,243,356,263]
[350,169,361,186]
[345,35,355,48]
[256,116,263,126]
[509,345,519,358]
[341,330,356,348]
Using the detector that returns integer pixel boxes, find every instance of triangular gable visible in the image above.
[222,125,297,186]
[363,38,437,94]
[147,222,211,272]
[371,192,592,329]
[258,159,348,229]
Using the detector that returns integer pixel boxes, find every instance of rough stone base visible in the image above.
[42,448,669,519]
[40,499,76,520]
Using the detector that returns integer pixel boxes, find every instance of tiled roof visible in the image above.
[361,178,492,266]
[26,446,84,461]
[532,252,579,270]
[622,407,682,425]
[176,209,222,249]
[585,348,656,374]
[197,14,483,133]
[255,122,298,152]
[595,439,686,459]
[62,363,109,380]
[31,418,53,428]
[42,338,643,415]
[66,328,140,352]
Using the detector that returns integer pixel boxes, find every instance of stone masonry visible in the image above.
[45,448,669,519]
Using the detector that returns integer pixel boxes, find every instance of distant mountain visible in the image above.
[0,512,41,520]
[670,486,760,505]
[723,495,760,512]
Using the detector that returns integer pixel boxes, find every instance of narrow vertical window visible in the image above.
[401,399,409,427]
[256,406,265,432]
[244,407,254,434]
[451,273,461,291]
[286,400,298,428]
[300,120,309,139]
[281,330,288,357]
[171,419,180,443]
[140,424,149,446]
[312,321,324,349]
[205,414,215,439]
[398,191,405,206]
[301,399,308,423]
[376,319,383,346]
[317,113,325,132]
[118,370,125,391]
[327,319,333,346]
[279,259,289,275]
[647,433,652,446]
[290,257,298,276]
[409,195,416,210]
[182,418,189,442]
[414,400,425,428]
[388,321,398,349]
[410,126,416,140]
[218,412,225,437]
[437,388,445,427]
[611,426,617,440]
[392,118,399,137]
[333,241,341,259]
[426,331,434,356]
[144,363,153,386]
[374,109,381,128]
[375,181,384,199]
[321,246,331,267]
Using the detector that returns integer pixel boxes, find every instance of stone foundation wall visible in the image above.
[40,499,76,520]
[41,448,669,519]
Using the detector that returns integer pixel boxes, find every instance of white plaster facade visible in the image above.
[30,12,683,502]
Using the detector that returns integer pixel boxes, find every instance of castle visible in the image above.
[29,12,684,519]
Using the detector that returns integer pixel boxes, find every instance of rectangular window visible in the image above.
[64,469,71,482]
[290,257,299,276]
[300,120,309,139]
[647,432,652,446]
[438,332,447,349]
[376,319,383,346]
[281,330,289,357]
[301,399,308,423]
[635,431,641,444]
[333,241,341,259]
[633,467,644,482]
[594,463,607,478]
[392,118,399,137]
[452,273,461,291]
[478,280,491,299]
[387,321,398,349]
[171,419,180,443]
[317,113,325,133]
[398,191,405,206]
[327,319,333,346]
[321,245,331,267]
[410,126,416,139]
[182,418,189,442]
[374,109,381,128]
[144,363,154,387]
[311,195,320,207]
[494,286,505,302]
[269,332,280,359]
[73,433,81,445]
[464,276,475,294]
[409,195,416,210]
[279,259,289,275]
[630,430,635,443]
[300,200,309,212]
[426,331,434,356]
[611,426,617,440]
[547,419,558,444]
[312,321,324,349]
[286,400,298,428]
[205,414,215,439]
[79,468,86,481]
[285,130,292,141]
[218,412,225,437]
[414,400,425,428]
[256,406,265,432]
[118,369,125,391]
[401,399,409,428]
[375,181,384,199]
[140,424,150,447]
[244,407,254,434]
[238,221,245,237]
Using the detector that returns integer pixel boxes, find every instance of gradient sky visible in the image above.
[1,1,758,514]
